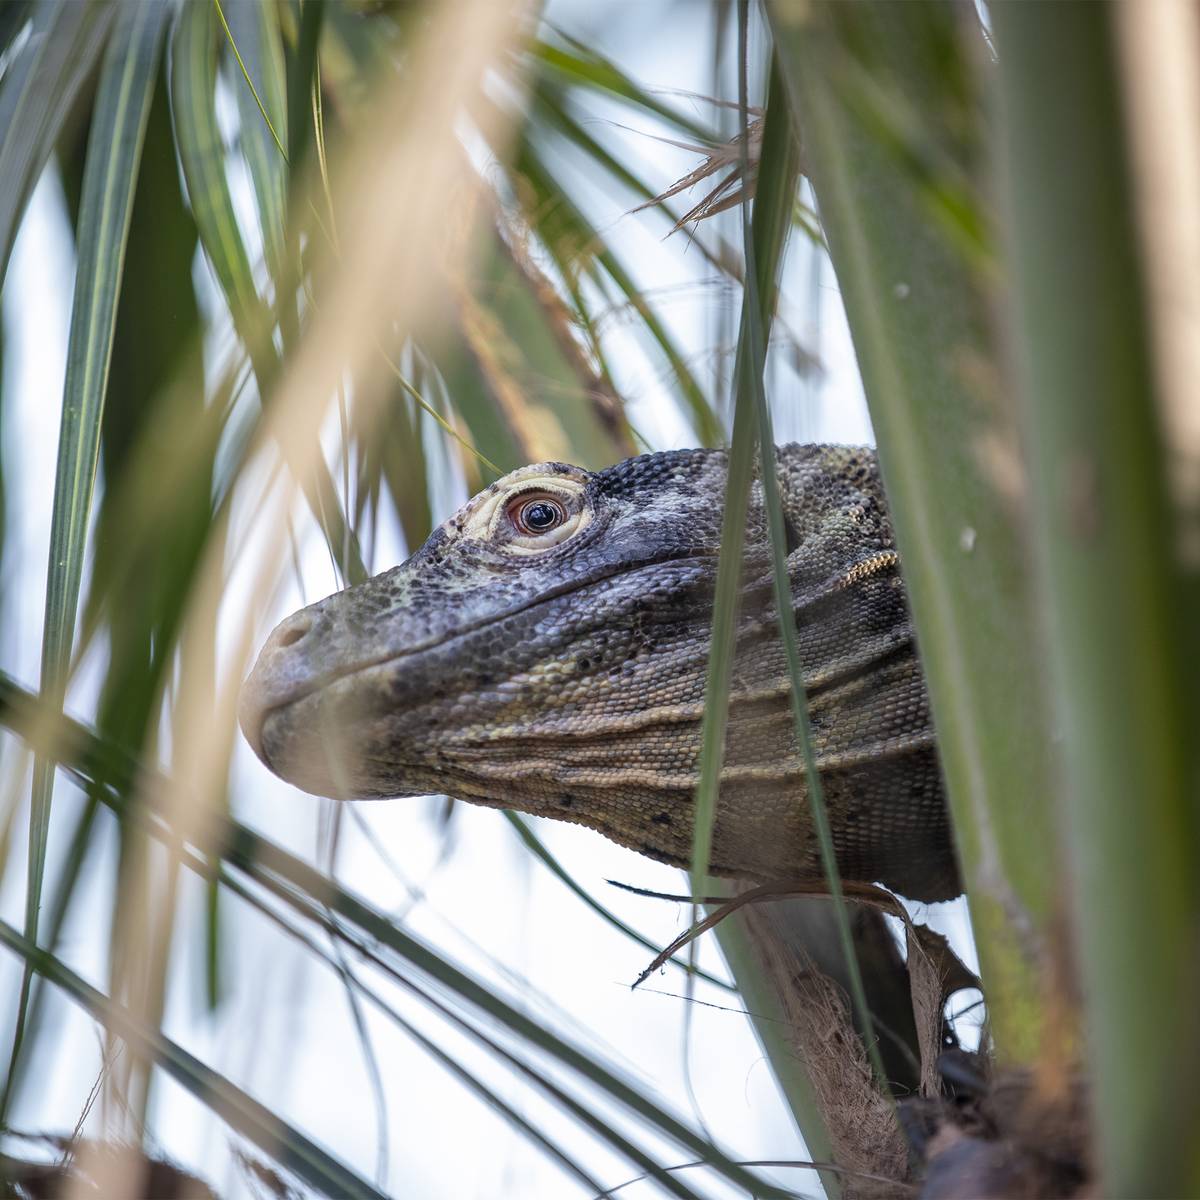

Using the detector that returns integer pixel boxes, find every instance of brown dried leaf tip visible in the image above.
[632,115,765,233]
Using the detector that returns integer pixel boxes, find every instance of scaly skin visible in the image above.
[239,444,959,902]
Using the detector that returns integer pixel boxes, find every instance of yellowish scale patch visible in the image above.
[835,550,900,589]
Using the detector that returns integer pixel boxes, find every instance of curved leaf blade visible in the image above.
[0,0,115,289]
[170,0,261,331]
[6,0,170,1118]
[532,35,716,146]
[218,0,289,276]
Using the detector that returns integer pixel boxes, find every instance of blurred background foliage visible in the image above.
[0,1,1196,1198]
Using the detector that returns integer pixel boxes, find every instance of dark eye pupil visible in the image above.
[523,501,560,531]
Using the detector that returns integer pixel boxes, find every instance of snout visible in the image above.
[237,608,320,765]
[238,599,410,799]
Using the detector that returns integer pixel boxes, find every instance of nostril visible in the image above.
[275,617,311,649]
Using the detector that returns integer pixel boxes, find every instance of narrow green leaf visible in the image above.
[685,6,769,891]
[681,35,868,1192]
[285,0,324,179]
[170,0,366,587]
[170,0,262,333]
[433,333,525,482]
[223,838,775,1200]
[12,364,237,1115]
[768,0,1058,1060]
[0,323,6,591]
[28,0,168,927]
[215,858,607,1194]
[179,833,709,1200]
[375,387,433,553]
[373,1002,607,1196]
[992,6,1200,1193]
[218,0,289,275]
[452,229,634,470]
[528,87,766,279]
[532,35,715,146]
[206,847,679,1200]
[708,918,838,1197]
[275,0,325,361]
[744,56,887,1092]
[8,0,169,1116]
[0,0,115,288]
[0,917,389,1200]
[0,2,31,64]
[687,352,750,884]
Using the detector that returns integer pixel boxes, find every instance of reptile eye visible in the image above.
[485,477,589,555]
[509,495,566,536]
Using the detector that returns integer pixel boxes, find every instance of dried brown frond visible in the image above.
[631,117,765,234]
[743,916,912,1199]
[905,924,982,1099]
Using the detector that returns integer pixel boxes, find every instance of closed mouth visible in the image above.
[243,551,715,777]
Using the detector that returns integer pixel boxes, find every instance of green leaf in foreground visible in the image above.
[992,5,1200,1193]
[8,0,168,1115]
[509,139,723,449]
[532,34,715,146]
[218,0,289,276]
[170,0,262,334]
[768,0,1057,1061]
[171,0,366,587]
[744,56,887,1092]
[0,0,115,289]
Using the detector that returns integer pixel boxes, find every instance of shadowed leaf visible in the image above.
[0,0,114,288]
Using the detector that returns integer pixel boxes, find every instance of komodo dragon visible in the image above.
[240,443,973,1191]
[238,443,958,903]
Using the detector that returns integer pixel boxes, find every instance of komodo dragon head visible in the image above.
[239,445,959,902]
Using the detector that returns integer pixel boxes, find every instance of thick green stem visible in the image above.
[991,6,1200,1194]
